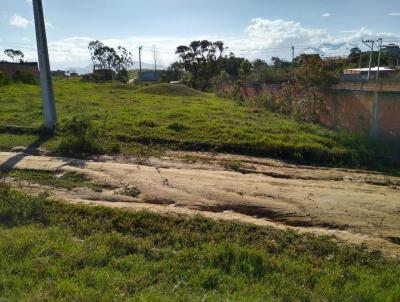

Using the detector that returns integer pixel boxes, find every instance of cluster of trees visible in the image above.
[3,49,25,63]
[161,40,253,90]
[348,45,400,68]
[88,40,134,82]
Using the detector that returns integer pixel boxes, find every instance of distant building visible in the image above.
[51,70,66,77]
[0,62,39,79]
[140,70,158,81]
[343,67,398,80]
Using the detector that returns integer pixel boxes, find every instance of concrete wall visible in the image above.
[322,88,400,140]
[219,81,400,140]
[0,62,39,79]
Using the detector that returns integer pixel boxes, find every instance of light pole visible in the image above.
[32,0,57,129]
[376,38,383,80]
[138,46,143,81]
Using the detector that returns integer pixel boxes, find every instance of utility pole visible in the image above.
[362,39,375,81]
[292,46,295,63]
[291,45,295,80]
[32,0,57,129]
[376,38,383,80]
[138,46,143,81]
[152,45,158,81]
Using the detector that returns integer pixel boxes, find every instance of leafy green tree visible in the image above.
[348,47,362,65]
[271,57,291,68]
[240,60,252,78]
[176,40,226,90]
[88,40,133,81]
[221,53,246,77]
[161,62,184,82]
[252,59,268,70]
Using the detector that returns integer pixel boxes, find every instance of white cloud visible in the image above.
[321,13,331,17]
[9,18,400,70]
[9,14,30,28]
[244,18,328,48]
[389,13,400,16]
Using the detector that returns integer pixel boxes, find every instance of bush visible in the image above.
[167,122,188,132]
[13,70,38,85]
[56,117,103,157]
[116,69,129,83]
[0,71,10,86]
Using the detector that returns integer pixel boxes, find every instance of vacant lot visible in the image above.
[1,185,400,301]
[0,79,399,171]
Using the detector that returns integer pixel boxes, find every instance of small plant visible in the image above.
[117,186,141,198]
[138,119,158,128]
[167,122,188,132]
[222,160,243,172]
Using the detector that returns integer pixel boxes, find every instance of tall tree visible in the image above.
[176,40,226,89]
[4,49,24,63]
[88,40,133,74]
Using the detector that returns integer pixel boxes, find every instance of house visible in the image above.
[0,62,39,79]
[51,70,66,77]
[342,67,398,81]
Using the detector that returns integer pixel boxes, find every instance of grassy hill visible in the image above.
[0,78,398,171]
[0,185,399,301]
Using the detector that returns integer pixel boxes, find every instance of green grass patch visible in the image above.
[5,169,113,191]
[0,79,399,172]
[5,169,88,189]
[0,185,399,301]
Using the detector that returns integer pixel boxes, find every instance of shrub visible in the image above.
[138,119,158,128]
[13,70,38,85]
[0,71,10,86]
[116,69,129,83]
[167,122,188,132]
[56,117,103,157]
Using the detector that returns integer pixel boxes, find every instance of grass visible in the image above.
[0,79,399,172]
[6,169,88,189]
[0,184,399,301]
[3,169,115,191]
[139,83,205,97]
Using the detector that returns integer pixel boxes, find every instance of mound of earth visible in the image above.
[139,83,204,97]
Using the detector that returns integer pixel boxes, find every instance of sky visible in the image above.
[1,0,400,70]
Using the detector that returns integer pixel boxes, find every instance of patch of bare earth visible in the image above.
[1,151,400,258]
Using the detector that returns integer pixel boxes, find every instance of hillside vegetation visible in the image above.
[0,185,399,301]
[0,78,398,171]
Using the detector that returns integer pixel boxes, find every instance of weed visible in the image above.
[167,122,188,132]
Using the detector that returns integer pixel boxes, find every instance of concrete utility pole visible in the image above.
[376,38,383,80]
[292,46,295,63]
[362,39,375,81]
[152,45,158,81]
[32,0,57,129]
[138,46,143,81]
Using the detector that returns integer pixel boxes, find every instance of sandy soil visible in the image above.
[1,151,400,257]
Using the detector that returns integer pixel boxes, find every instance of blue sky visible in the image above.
[1,0,400,69]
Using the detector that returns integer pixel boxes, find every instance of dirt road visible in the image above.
[1,151,400,257]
